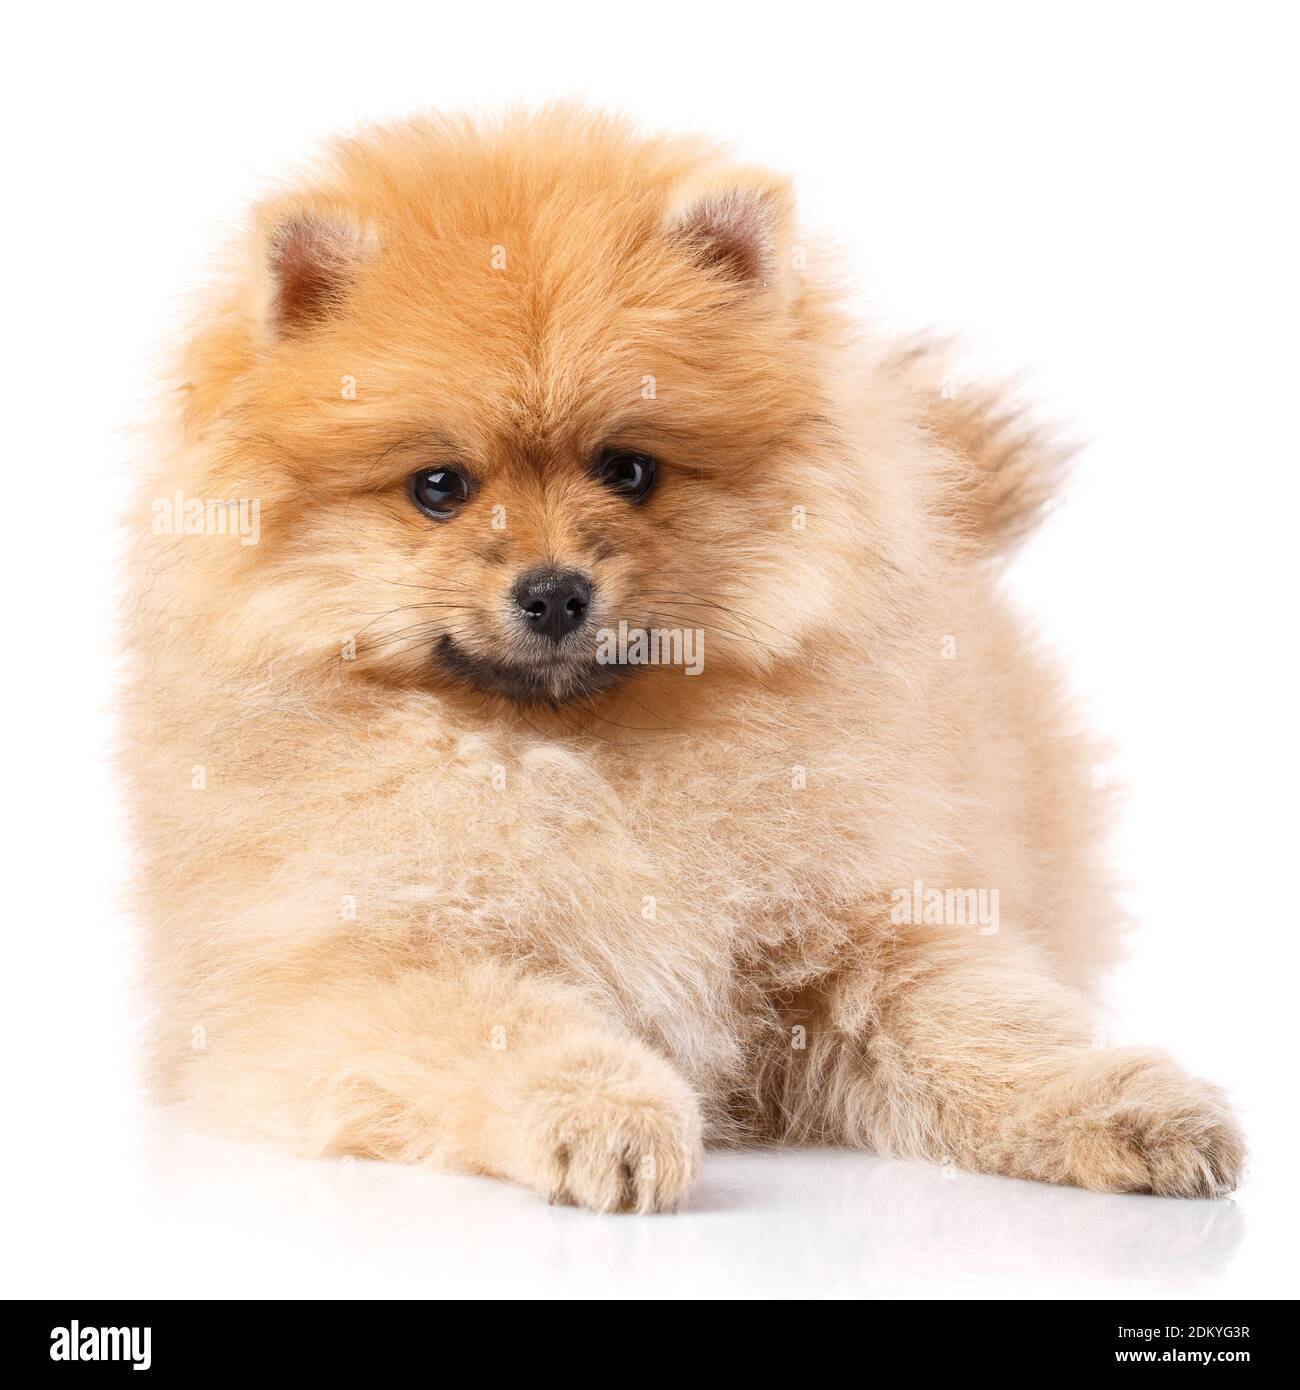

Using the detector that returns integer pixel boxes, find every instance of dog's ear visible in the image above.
[662,171,794,290]
[257,207,376,336]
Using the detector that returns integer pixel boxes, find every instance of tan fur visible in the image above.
[123,107,1242,1211]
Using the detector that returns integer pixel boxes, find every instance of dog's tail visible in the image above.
[885,338,1074,558]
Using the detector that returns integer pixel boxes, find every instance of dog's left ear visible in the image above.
[662,171,795,292]
[255,205,378,337]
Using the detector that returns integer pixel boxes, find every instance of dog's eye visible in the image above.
[410,467,472,520]
[594,449,657,503]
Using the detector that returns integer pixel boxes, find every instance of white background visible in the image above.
[3,1,1297,1299]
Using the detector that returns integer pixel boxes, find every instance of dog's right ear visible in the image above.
[255,206,376,337]
[662,168,795,294]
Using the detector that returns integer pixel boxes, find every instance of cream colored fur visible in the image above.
[123,107,1242,1211]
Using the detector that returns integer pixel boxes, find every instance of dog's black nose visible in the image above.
[512,568,592,642]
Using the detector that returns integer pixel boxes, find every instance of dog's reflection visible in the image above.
[149,1115,1243,1298]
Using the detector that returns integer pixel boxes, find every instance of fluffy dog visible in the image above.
[124,107,1242,1211]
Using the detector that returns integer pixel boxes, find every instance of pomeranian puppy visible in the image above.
[123,107,1242,1211]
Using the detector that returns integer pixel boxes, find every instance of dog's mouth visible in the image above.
[434,634,627,707]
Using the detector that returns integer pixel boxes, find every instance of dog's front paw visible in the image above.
[513,1034,703,1213]
[1021,1048,1244,1197]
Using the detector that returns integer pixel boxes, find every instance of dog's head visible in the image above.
[169,111,863,708]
